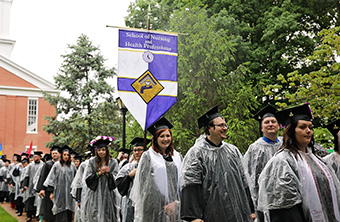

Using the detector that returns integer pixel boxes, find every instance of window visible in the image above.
[27,98,38,133]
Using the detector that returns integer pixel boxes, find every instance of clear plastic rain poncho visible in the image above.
[180,134,252,222]
[43,161,76,215]
[242,137,282,208]
[0,165,9,191]
[116,160,138,222]
[83,157,119,222]
[258,148,340,222]
[71,159,89,222]
[23,161,44,199]
[33,162,45,216]
[11,163,24,200]
[323,152,340,182]
[20,165,29,202]
[130,148,182,222]
[8,162,15,194]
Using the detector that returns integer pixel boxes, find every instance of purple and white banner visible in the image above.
[117,28,178,130]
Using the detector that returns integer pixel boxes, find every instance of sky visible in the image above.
[9,0,135,84]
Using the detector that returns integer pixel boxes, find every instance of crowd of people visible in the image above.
[0,103,339,222]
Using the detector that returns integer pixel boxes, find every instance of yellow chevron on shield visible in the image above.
[131,70,164,104]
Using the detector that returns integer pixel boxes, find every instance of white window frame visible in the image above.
[27,98,38,134]
[25,145,37,152]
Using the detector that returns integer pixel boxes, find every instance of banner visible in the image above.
[117,28,178,130]
[0,142,2,158]
[27,141,33,157]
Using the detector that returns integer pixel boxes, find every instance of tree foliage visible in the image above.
[123,0,340,152]
[43,34,120,154]
[264,27,340,145]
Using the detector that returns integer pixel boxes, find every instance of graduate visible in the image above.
[130,117,182,222]
[11,154,24,216]
[83,136,119,222]
[180,106,254,222]
[22,151,44,221]
[242,104,282,221]
[257,103,340,222]
[71,147,91,222]
[43,145,76,222]
[116,137,150,222]
[323,118,340,182]
[36,146,60,222]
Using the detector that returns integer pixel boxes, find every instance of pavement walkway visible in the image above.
[0,202,38,222]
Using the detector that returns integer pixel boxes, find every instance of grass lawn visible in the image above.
[0,205,18,222]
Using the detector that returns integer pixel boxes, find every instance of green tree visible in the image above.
[43,34,120,154]
[264,26,340,145]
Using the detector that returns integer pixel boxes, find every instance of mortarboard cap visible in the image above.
[147,117,173,136]
[325,118,340,152]
[43,154,52,162]
[58,145,73,154]
[90,136,114,149]
[253,104,277,122]
[276,103,313,127]
[14,154,21,162]
[33,151,43,157]
[21,153,28,157]
[74,155,82,161]
[325,118,340,137]
[3,159,10,164]
[118,148,132,154]
[197,106,223,129]
[130,137,151,147]
[50,145,60,152]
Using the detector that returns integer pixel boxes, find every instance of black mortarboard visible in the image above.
[14,154,21,162]
[326,118,340,137]
[130,137,151,147]
[197,106,223,129]
[3,159,10,164]
[253,104,277,122]
[70,151,78,156]
[276,103,313,127]
[325,118,340,152]
[33,151,43,157]
[21,153,28,158]
[43,154,52,162]
[118,148,132,154]
[90,136,114,149]
[74,155,82,161]
[147,117,174,135]
[50,145,60,152]
[58,145,73,154]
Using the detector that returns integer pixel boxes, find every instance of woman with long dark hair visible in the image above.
[257,104,340,222]
[44,145,76,222]
[131,117,182,222]
[83,136,119,222]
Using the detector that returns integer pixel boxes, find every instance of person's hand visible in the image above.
[250,213,256,221]
[129,169,137,178]
[77,202,81,207]
[101,165,109,174]
[38,190,45,198]
[192,219,204,222]
[50,193,54,201]
[10,184,14,188]
[164,201,177,216]
[24,186,28,190]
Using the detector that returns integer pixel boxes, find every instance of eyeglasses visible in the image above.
[213,124,228,129]
[133,148,144,152]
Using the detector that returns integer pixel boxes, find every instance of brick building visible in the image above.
[0,0,59,157]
